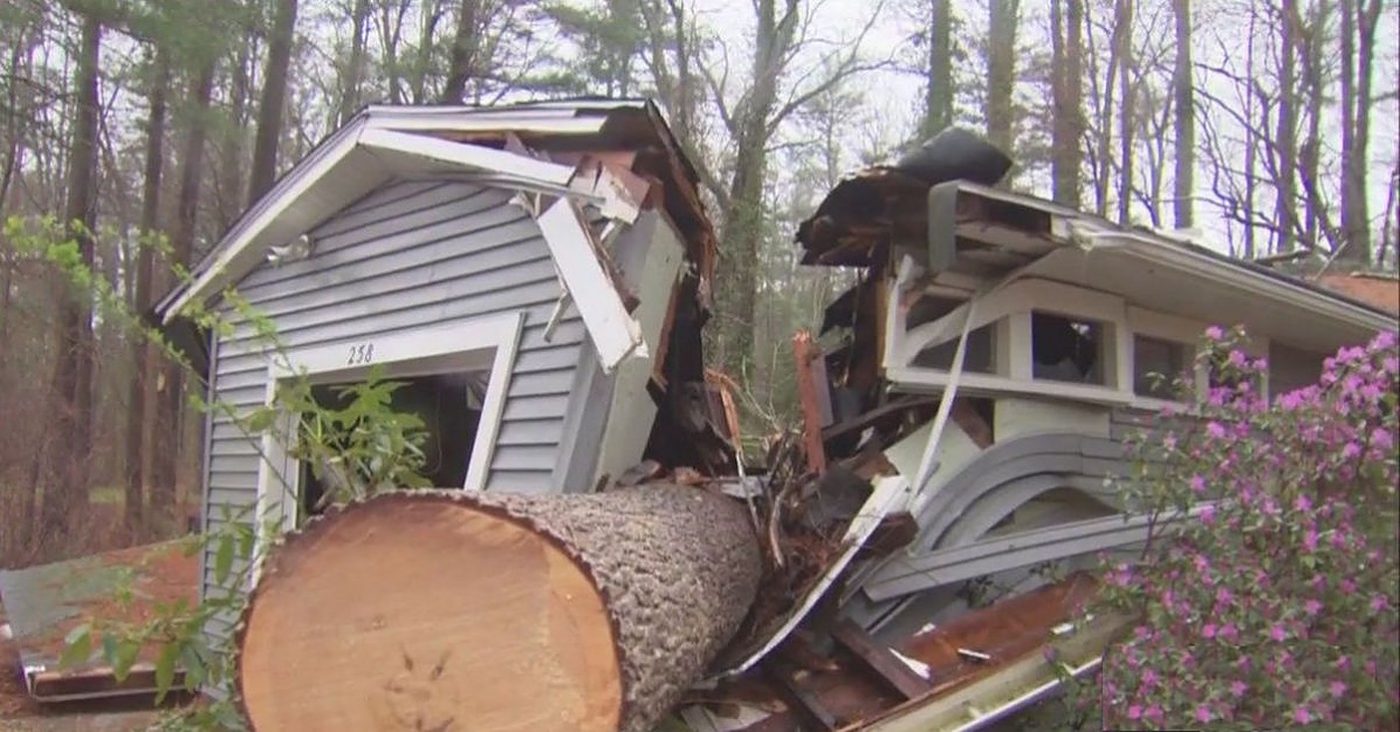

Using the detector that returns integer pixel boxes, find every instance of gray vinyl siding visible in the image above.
[199,179,585,643]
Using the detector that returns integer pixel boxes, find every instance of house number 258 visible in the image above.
[347,342,375,365]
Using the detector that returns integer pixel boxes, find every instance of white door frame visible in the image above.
[253,313,524,539]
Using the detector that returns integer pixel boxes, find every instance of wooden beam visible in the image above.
[831,619,932,701]
[794,330,830,473]
[763,662,839,731]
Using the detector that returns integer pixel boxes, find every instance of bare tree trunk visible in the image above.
[219,41,252,227]
[338,0,371,124]
[440,0,484,104]
[1276,0,1297,253]
[39,13,102,551]
[1050,0,1083,207]
[1114,0,1133,225]
[123,52,168,536]
[984,0,1019,156]
[236,486,761,732]
[1171,0,1193,229]
[713,0,799,377]
[247,0,298,203]
[1338,0,1381,264]
[1298,2,1326,250]
[922,0,953,139]
[1090,7,1118,217]
[411,0,443,104]
[152,60,215,530]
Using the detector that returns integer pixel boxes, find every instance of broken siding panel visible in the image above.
[199,179,583,622]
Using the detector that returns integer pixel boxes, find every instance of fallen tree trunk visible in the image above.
[235,484,763,732]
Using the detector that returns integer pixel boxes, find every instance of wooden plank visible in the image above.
[794,330,829,473]
[764,662,838,731]
[831,619,931,701]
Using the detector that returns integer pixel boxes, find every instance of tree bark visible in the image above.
[39,13,102,550]
[1171,0,1193,229]
[123,51,168,536]
[984,0,1019,157]
[713,0,798,377]
[236,485,762,732]
[1276,0,1297,253]
[151,60,215,530]
[921,0,953,139]
[1114,0,1134,225]
[218,29,252,227]
[1050,0,1083,208]
[1338,0,1380,265]
[247,0,298,203]
[339,0,371,124]
[440,0,484,104]
[411,0,444,104]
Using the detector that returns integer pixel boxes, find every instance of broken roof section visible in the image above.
[797,135,1393,347]
[155,98,717,371]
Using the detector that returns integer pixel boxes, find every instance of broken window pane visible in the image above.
[912,323,998,374]
[1133,335,1190,400]
[1031,312,1105,384]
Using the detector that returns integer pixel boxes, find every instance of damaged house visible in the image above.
[148,98,737,672]
[3,114,1393,730]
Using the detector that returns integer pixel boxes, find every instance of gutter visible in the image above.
[947,656,1101,732]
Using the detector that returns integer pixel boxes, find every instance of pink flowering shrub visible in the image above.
[1098,327,1399,730]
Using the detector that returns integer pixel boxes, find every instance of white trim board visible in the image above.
[536,198,647,371]
[253,313,524,546]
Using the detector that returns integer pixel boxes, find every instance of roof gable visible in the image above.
[157,100,714,373]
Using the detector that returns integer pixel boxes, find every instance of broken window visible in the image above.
[1031,312,1105,385]
[908,296,997,374]
[298,372,484,519]
[1133,335,1191,400]
[912,324,998,373]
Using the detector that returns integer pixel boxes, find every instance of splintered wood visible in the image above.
[235,485,762,732]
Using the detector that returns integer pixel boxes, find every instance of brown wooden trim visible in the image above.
[831,619,931,701]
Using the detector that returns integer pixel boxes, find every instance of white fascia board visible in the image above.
[367,112,607,135]
[358,127,576,187]
[537,198,647,372]
[160,118,371,322]
[1105,235,1396,332]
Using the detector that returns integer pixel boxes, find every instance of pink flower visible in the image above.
[1202,623,1218,639]
[1200,504,1216,525]
[1342,441,1362,459]
[1371,594,1389,612]
[1142,669,1158,688]
[1295,494,1313,512]
[1207,421,1227,439]
[1304,599,1323,615]
[1190,474,1207,494]
[1342,578,1358,594]
[1330,681,1347,698]
[1206,326,1225,340]
[1271,624,1287,641]
[1304,528,1320,552]
[1230,680,1247,697]
[1216,587,1234,606]
[1127,704,1143,720]
[1295,706,1312,724]
[1195,705,1212,723]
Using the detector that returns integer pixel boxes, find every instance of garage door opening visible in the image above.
[297,372,487,518]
